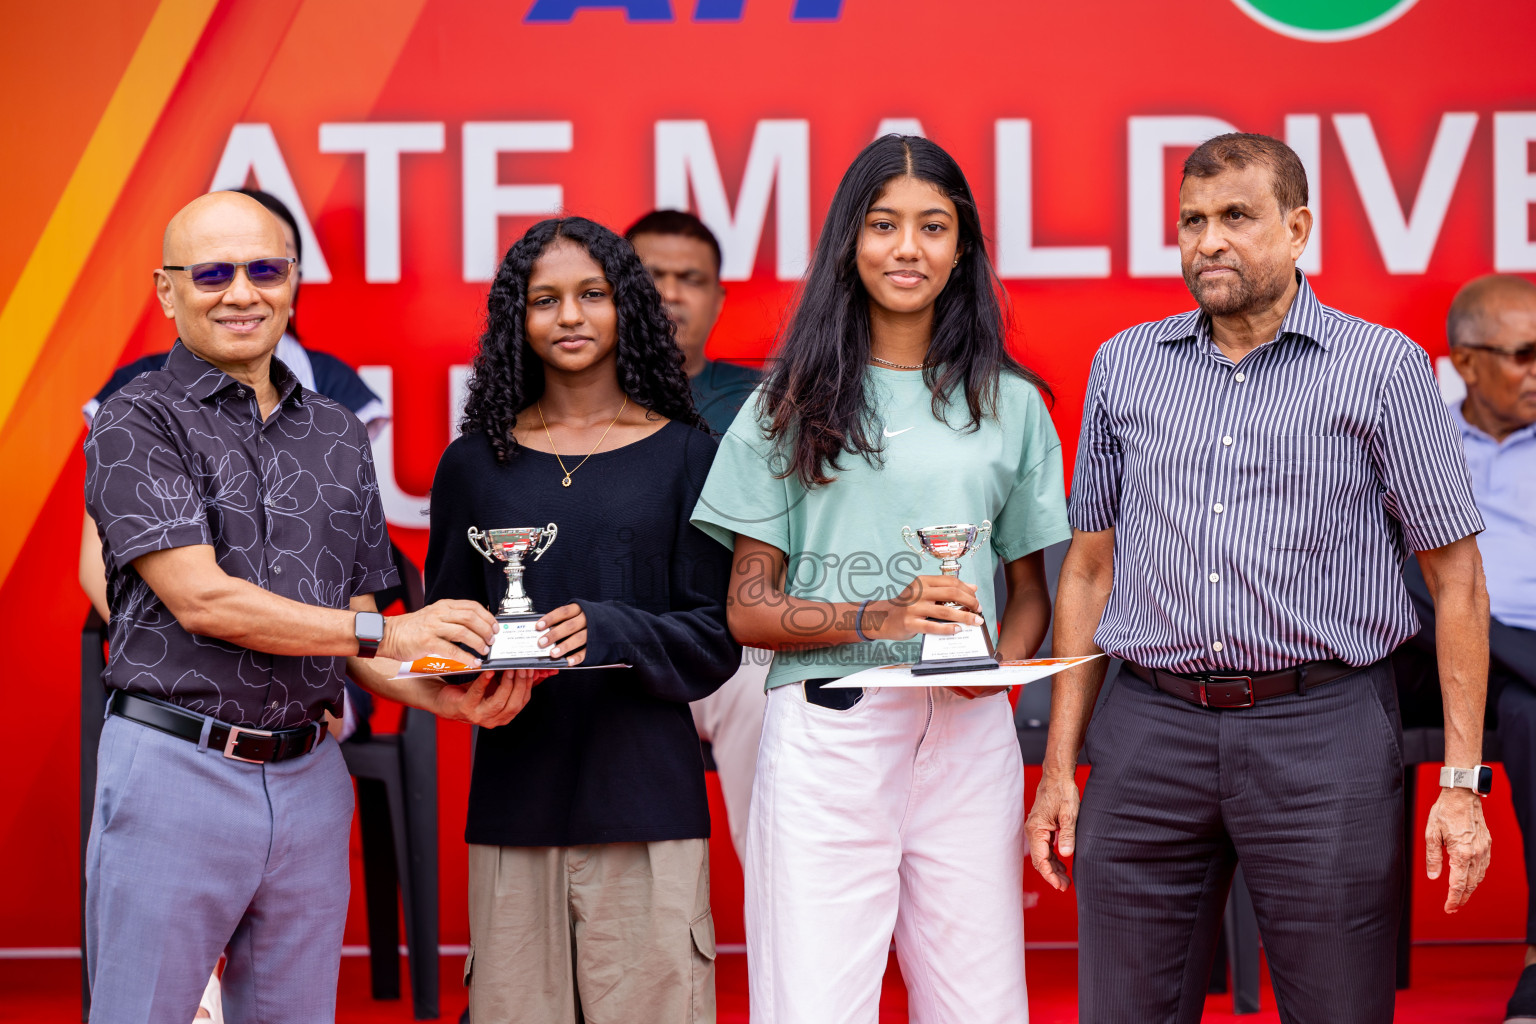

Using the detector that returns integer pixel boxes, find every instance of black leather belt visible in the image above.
[1124,659,1358,709]
[108,690,324,763]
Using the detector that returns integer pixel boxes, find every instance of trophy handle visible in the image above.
[530,522,558,562]
[975,519,992,550]
[467,526,496,564]
[901,526,926,558]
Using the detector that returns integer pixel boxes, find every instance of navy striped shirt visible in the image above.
[1068,273,1484,673]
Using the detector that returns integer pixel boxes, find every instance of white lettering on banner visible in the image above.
[224,110,1534,290]
[1494,112,1536,272]
[1127,116,1239,277]
[319,123,446,283]
[209,124,332,282]
[358,365,431,527]
[462,122,572,282]
[1126,115,1325,277]
[361,364,472,529]
[654,120,810,281]
[875,118,925,138]
[995,119,1111,278]
[1334,112,1477,274]
[1285,114,1322,275]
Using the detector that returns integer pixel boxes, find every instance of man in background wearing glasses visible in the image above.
[1396,273,1536,1024]
[82,191,525,1023]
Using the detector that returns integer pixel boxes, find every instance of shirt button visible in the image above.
[1212,641,1225,653]
[1209,572,1220,583]
[237,387,247,397]
[1212,502,1225,514]
[1222,435,1233,446]
[1234,372,1246,383]
[272,564,282,575]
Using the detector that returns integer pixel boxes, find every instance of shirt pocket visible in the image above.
[1265,435,1371,552]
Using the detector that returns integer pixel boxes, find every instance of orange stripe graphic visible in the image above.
[0,0,219,436]
[0,0,431,592]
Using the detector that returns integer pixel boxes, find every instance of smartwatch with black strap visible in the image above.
[354,611,385,658]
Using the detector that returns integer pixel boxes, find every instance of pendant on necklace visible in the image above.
[562,476,572,487]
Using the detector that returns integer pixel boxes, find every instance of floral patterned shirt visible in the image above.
[84,340,398,728]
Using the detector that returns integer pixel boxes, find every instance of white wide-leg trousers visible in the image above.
[744,683,1028,1024]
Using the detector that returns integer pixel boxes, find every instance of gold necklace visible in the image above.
[538,395,628,487]
[870,354,928,370]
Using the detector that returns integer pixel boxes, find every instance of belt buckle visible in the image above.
[1208,675,1254,709]
[223,725,275,763]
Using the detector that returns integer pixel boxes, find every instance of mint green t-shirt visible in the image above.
[690,365,1071,691]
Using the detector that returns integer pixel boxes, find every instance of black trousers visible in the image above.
[1076,660,1403,1024]
[1394,559,1536,943]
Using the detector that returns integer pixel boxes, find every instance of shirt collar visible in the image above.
[1155,270,1330,352]
[167,339,305,408]
[1451,399,1536,447]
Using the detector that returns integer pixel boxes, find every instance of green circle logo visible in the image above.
[1230,0,1420,41]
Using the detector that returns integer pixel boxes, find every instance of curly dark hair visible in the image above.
[461,216,706,463]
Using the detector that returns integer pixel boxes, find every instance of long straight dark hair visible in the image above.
[760,135,1048,488]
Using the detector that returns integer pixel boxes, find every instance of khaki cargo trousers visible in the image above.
[466,838,715,1023]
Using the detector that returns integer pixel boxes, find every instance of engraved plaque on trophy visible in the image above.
[901,521,1000,676]
[467,524,568,668]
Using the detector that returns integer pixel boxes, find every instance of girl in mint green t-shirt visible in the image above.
[692,135,1070,1023]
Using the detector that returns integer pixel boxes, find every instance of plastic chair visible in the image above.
[1390,557,1524,989]
[340,546,442,1019]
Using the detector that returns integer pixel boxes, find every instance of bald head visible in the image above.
[1447,273,1536,441]
[162,190,286,265]
[154,191,294,385]
[1447,274,1536,349]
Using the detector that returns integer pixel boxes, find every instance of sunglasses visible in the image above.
[1458,342,1536,368]
[161,257,296,292]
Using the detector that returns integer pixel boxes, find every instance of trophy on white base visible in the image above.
[467,524,567,668]
[901,521,1000,676]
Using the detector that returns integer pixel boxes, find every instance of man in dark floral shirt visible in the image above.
[82,191,539,1024]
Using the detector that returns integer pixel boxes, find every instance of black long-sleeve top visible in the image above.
[425,421,741,846]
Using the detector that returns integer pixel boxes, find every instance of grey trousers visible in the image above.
[86,713,355,1024]
[1075,661,1403,1024]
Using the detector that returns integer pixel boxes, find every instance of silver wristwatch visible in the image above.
[1439,765,1493,797]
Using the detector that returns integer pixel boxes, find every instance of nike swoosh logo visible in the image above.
[883,426,914,438]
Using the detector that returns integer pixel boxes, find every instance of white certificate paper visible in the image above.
[820,653,1105,688]
[389,656,629,680]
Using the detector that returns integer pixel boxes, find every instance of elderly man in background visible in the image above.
[84,191,540,1024]
[1027,133,1493,1024]
[1395,274,1536,1024]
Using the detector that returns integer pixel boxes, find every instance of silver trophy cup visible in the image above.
[901,521,999,675]
[467,524,566,667]
[468,524,558,616]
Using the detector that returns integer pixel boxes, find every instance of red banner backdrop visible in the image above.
[2,0,1533,953]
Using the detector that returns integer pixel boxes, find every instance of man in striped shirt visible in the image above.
[1026,133,1493,1023]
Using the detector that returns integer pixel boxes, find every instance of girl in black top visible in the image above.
[426,217,740,1022]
